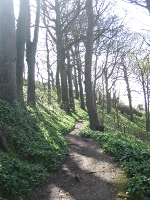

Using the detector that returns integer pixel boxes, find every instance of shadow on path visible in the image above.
[28,120,124,200]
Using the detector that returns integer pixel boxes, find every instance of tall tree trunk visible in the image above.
[50,70,55,90]
[26,0,40,107]
[85,0,101,131]
[67,50,75,111]
[60,49,70,114]
[146,74,150,132]
[55,0,70,114]
[123,65,133,122]
[104,70,111,114]
[93,55,98,110]
[0,0,17,105]
[74,66,79,100]
[46,30,51,104]
[71,48,79,100]
[55,0,61,103]
[16,0,29,103]
[141,71,149,133]
[76,49,86,110]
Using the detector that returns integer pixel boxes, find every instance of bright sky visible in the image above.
[116,0,150,32]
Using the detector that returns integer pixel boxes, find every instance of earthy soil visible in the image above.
[28,120,129,200]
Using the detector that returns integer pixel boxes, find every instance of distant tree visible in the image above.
[66,47,75,111]
[71,48,79,100]
[45,30,51,104]
[74,44,86,110]
[26,0,40,106]
[0,0,17,105]
[135,52,150,132]
[16,0,29,103]
[42,0,84,113]
[137,104,144,111]
[123,66,133,121]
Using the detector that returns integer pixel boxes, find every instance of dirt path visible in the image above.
[28,120,128,200]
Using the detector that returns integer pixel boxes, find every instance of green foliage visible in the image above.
[0,91,87,199]
[0,153,48,199]
[118,104,142,117]
[79,118,150,199]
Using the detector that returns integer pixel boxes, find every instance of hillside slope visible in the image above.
[0,97,87,200]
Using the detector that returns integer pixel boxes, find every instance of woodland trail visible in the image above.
[28,120,128,200]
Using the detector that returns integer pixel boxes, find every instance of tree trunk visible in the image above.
[146,74,150,132]
[50,70,55,90]
[55,0,61,103]
[76,50,86,110]
[55,0,70,113]
[16,0,29,103]
[60,49,70,114]
[85,0,102,131]
[74,66,79,100]
[141,71,149,133]
[46,30,51,104]
[123,65,133,122]
[26,0,40,107]
[0,0,17,105]
[67,50,75,111]
[104,70,111,114]
[71,48,79,100]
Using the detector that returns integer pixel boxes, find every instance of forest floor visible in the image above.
[28,120,130,200]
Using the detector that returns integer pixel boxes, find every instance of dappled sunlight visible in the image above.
[48,184,75,200]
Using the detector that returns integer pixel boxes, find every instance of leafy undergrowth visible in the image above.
[79,119,150,200]
[97,108,149,141]
[0,98,87,200]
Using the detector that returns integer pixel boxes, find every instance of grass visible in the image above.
[0,84,87,200]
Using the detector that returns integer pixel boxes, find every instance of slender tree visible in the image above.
[46,30,51,104]
[75,44,86,110]
[122,54,133,122]
[16,0,29,103]
[26,0,40,106]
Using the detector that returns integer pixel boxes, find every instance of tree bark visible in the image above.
[85,0,101,131]
[46,30,51,104]
[55,0,62,103]
[0,0,17,105]
[55,0,70,113]
[74,66,79,100]
[141,71,149,133]
[67,50,75,111]
[60,49,70,114]
[71,48,79,100]
[104,70,111,114]
[16,0,29,103]
[76,48,86,110]
[123,64,133,122]
[26,0,40,107]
